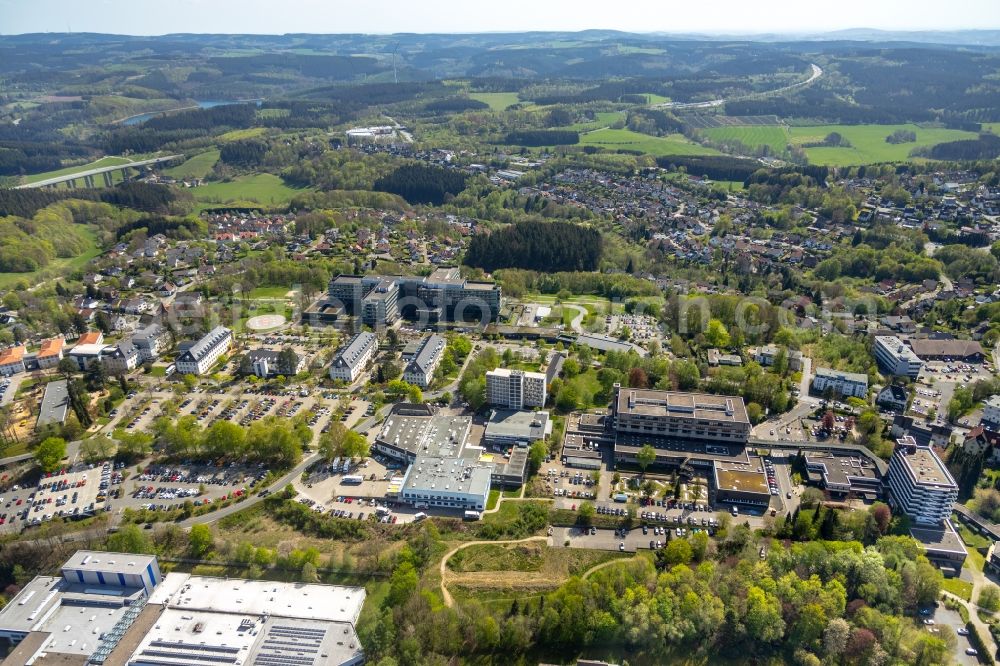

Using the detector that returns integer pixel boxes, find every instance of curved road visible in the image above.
[439,536,550,608]
[563,304,587,334]
[653,63,823,111]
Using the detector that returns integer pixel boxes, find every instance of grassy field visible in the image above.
[702,125,790,153]
[249,286,293,299]
[22,156,133,184]
[579,128,721,157]
[448,542,546,572]
[192,174,307,210]
[163,150,220,179]
[942,577,973,602]
[787,124,979,166]
[218,127,267,142]
[565,111,625,132]
[0,227,101,289]
[469,92,521,110]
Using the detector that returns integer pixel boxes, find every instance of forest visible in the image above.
[0,182,180,218]
[373,163,468,206]
[361,514,948,665]
[103,104,258,154]
[504,130,580,147]
[463,220,603,273]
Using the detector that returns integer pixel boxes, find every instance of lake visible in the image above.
[120,99,261,126]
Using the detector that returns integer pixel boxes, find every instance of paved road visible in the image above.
[653,63,822,110]
[563,304,586,334]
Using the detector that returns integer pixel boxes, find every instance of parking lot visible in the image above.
[114,463,270,514]
[292,453,427,525]
[920,603,980,666]
[0,464,107,532]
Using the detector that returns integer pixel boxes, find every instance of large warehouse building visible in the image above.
[0,551,366,666]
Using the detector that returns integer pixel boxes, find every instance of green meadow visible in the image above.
[579,128,721,157]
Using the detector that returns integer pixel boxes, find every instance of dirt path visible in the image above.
[580,554,638,580]
[439,536,549,608]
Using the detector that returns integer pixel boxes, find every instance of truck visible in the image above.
[613,493,628,503]
[463,510,482,521]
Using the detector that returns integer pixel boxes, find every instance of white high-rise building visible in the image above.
[887,436,958,526]
[874,335,924,379]
[486,368,546,410]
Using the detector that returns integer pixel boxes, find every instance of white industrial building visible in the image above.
[486,367,547,410]
[329,331,378,382]
[811,367,868,399]
[399,455,492,511]
[886,436,958,526]
[0,551,365,666]
[175,326,233,375]
[874,335,924,379]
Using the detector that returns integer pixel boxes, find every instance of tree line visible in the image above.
[0,182,180,218]
[503,130,579,147]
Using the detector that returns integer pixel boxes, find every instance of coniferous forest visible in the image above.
[463,220,603,273]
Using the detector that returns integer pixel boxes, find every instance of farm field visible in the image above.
[787,123,979,165]
[163,149,220,180]
[22,155,133,184]
[469,92,521,110]
[702,125,789,153]
[191,173,307,210]
[579,128,721,156]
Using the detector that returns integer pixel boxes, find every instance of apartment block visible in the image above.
[486,367,547,410]
[874,335,924,379]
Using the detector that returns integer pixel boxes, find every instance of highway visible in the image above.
[653,63,823,110]
[16,155,184,189]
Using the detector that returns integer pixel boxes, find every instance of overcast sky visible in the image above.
[1,0,998,35]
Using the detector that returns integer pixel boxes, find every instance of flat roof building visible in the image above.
[0,551,365,666]
[611,385,750,446]
[713,458,770,506]
[812,367,868,399]
[327,269,502,324]
[909,521,968,572]
[874,335,923,379]
[484,409,551,448]
[887,436,958,526]
[803,450,882,498]
[400,455,492,511]
[374,404,530,490]
[67,342,106,371]
[486,367,547,410]
[0,551,160,661]
[374,407,471,462]
[36,379,70,431]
